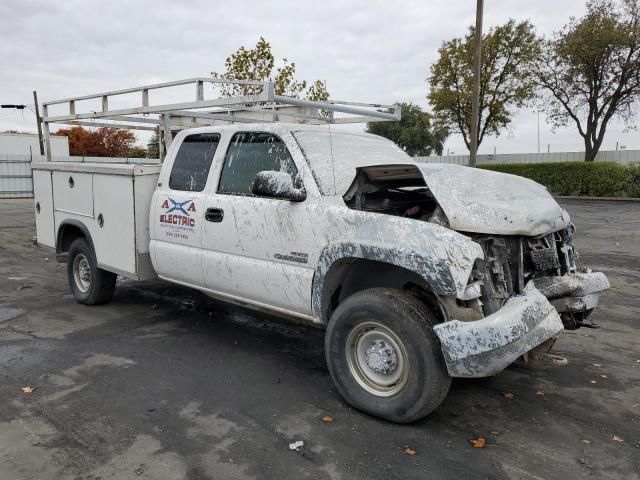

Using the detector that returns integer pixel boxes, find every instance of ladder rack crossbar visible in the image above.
[39,77,401,161]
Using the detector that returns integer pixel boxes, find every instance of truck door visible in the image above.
[201,131,316,316]
[150,132,221,287]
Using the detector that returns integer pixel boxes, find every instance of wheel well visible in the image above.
[320,258,444,324]
[56,222,91,255]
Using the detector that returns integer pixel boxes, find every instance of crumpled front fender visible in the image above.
[433,281,564,378]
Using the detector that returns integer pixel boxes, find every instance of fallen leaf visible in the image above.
[582,439,591,444]
[590,380,597,384]
[612,435,624,443]
[322,415,334,423]
[535,389,545,396]
[21,387,34,394]
[470,438,486,448]
[600,374,608,378]
[503,392,514,400]
[403,447,417,456]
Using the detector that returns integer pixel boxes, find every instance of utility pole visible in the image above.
[469,0,484,167]
[537,111,541,154]
[33,91,45,156]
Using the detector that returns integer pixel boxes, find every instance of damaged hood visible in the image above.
[415,164,571,236]
[290,130,569,236]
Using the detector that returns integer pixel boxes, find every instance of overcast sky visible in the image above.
[1,0,637,155]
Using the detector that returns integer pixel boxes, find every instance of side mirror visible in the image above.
[251,171,306,202]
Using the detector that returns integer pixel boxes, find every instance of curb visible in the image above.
[555,196,640,202]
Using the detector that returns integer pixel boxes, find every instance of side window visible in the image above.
[169,133,220,192]
[217,132,300,196]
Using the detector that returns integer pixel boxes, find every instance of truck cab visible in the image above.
[150,125,319,319]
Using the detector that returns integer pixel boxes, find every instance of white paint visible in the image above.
[32,161,160,280]
[32,169,55,246]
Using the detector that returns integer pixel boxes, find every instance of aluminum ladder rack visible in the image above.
[40,77,401,161]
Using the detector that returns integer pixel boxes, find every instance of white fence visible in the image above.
[2,149,639,198]
[417,149,640,166]
[0,154,160,198]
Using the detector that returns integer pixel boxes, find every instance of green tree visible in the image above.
[212,37,329,100]
[366,103,447,156]
[535,0,640,161]
[147,131,160,159]
[428,20,539,151]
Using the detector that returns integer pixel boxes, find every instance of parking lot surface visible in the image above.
[1,198,639,479]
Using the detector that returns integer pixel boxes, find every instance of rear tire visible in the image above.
[67,238,116,305]
[325,288,451,423]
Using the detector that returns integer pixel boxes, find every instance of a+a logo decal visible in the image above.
[163,198,196,215]
[160,198,196,230]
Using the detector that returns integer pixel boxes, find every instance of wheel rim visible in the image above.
[346,321,409,397]
[73,253,91,293]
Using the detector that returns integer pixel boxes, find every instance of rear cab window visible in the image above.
[169,133,221,191]
[217,132,300,196]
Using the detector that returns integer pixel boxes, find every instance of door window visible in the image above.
[217,132,299,195]
[169,133,221,192]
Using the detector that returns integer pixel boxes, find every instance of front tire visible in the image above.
[67,238,116,305]
[325,288,451,423]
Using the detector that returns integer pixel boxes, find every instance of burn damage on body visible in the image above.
[434,281,565,377]
[312,242,456,321]
[342,166,447,227]
[336,160,609,376]
[311,200,484,322]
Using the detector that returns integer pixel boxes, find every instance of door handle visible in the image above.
[205,207,224,222]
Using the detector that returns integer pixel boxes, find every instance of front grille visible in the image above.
[529,246,560,271]
[470,226,578,315]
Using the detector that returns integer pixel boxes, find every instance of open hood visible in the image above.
[415,164,570,236]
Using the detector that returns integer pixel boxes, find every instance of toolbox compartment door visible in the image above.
[52,171,94,217]
[33,169,55,247]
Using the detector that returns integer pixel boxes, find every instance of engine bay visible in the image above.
[343,168,448,227]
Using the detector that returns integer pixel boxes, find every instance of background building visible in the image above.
[0,132,69,157]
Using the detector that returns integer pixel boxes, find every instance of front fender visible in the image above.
[311,238,481,319]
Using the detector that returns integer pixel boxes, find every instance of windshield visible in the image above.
[291,130,411,195]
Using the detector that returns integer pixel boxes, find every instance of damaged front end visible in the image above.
[433,227,609,377]
[434,281,564,377]
[464,226,609,329]
[342,163,609,378]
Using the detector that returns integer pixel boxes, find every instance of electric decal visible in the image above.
[159,198,197,239]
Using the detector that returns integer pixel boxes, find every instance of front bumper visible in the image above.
[434,282,563,378]
[535,271,610,314]
[433,272,609,378]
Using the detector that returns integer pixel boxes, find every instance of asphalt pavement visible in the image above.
[1,198,638,479]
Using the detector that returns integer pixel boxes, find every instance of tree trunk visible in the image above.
[584,140,597,162]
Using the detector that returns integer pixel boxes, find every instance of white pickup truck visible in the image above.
[33,123,609,423]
